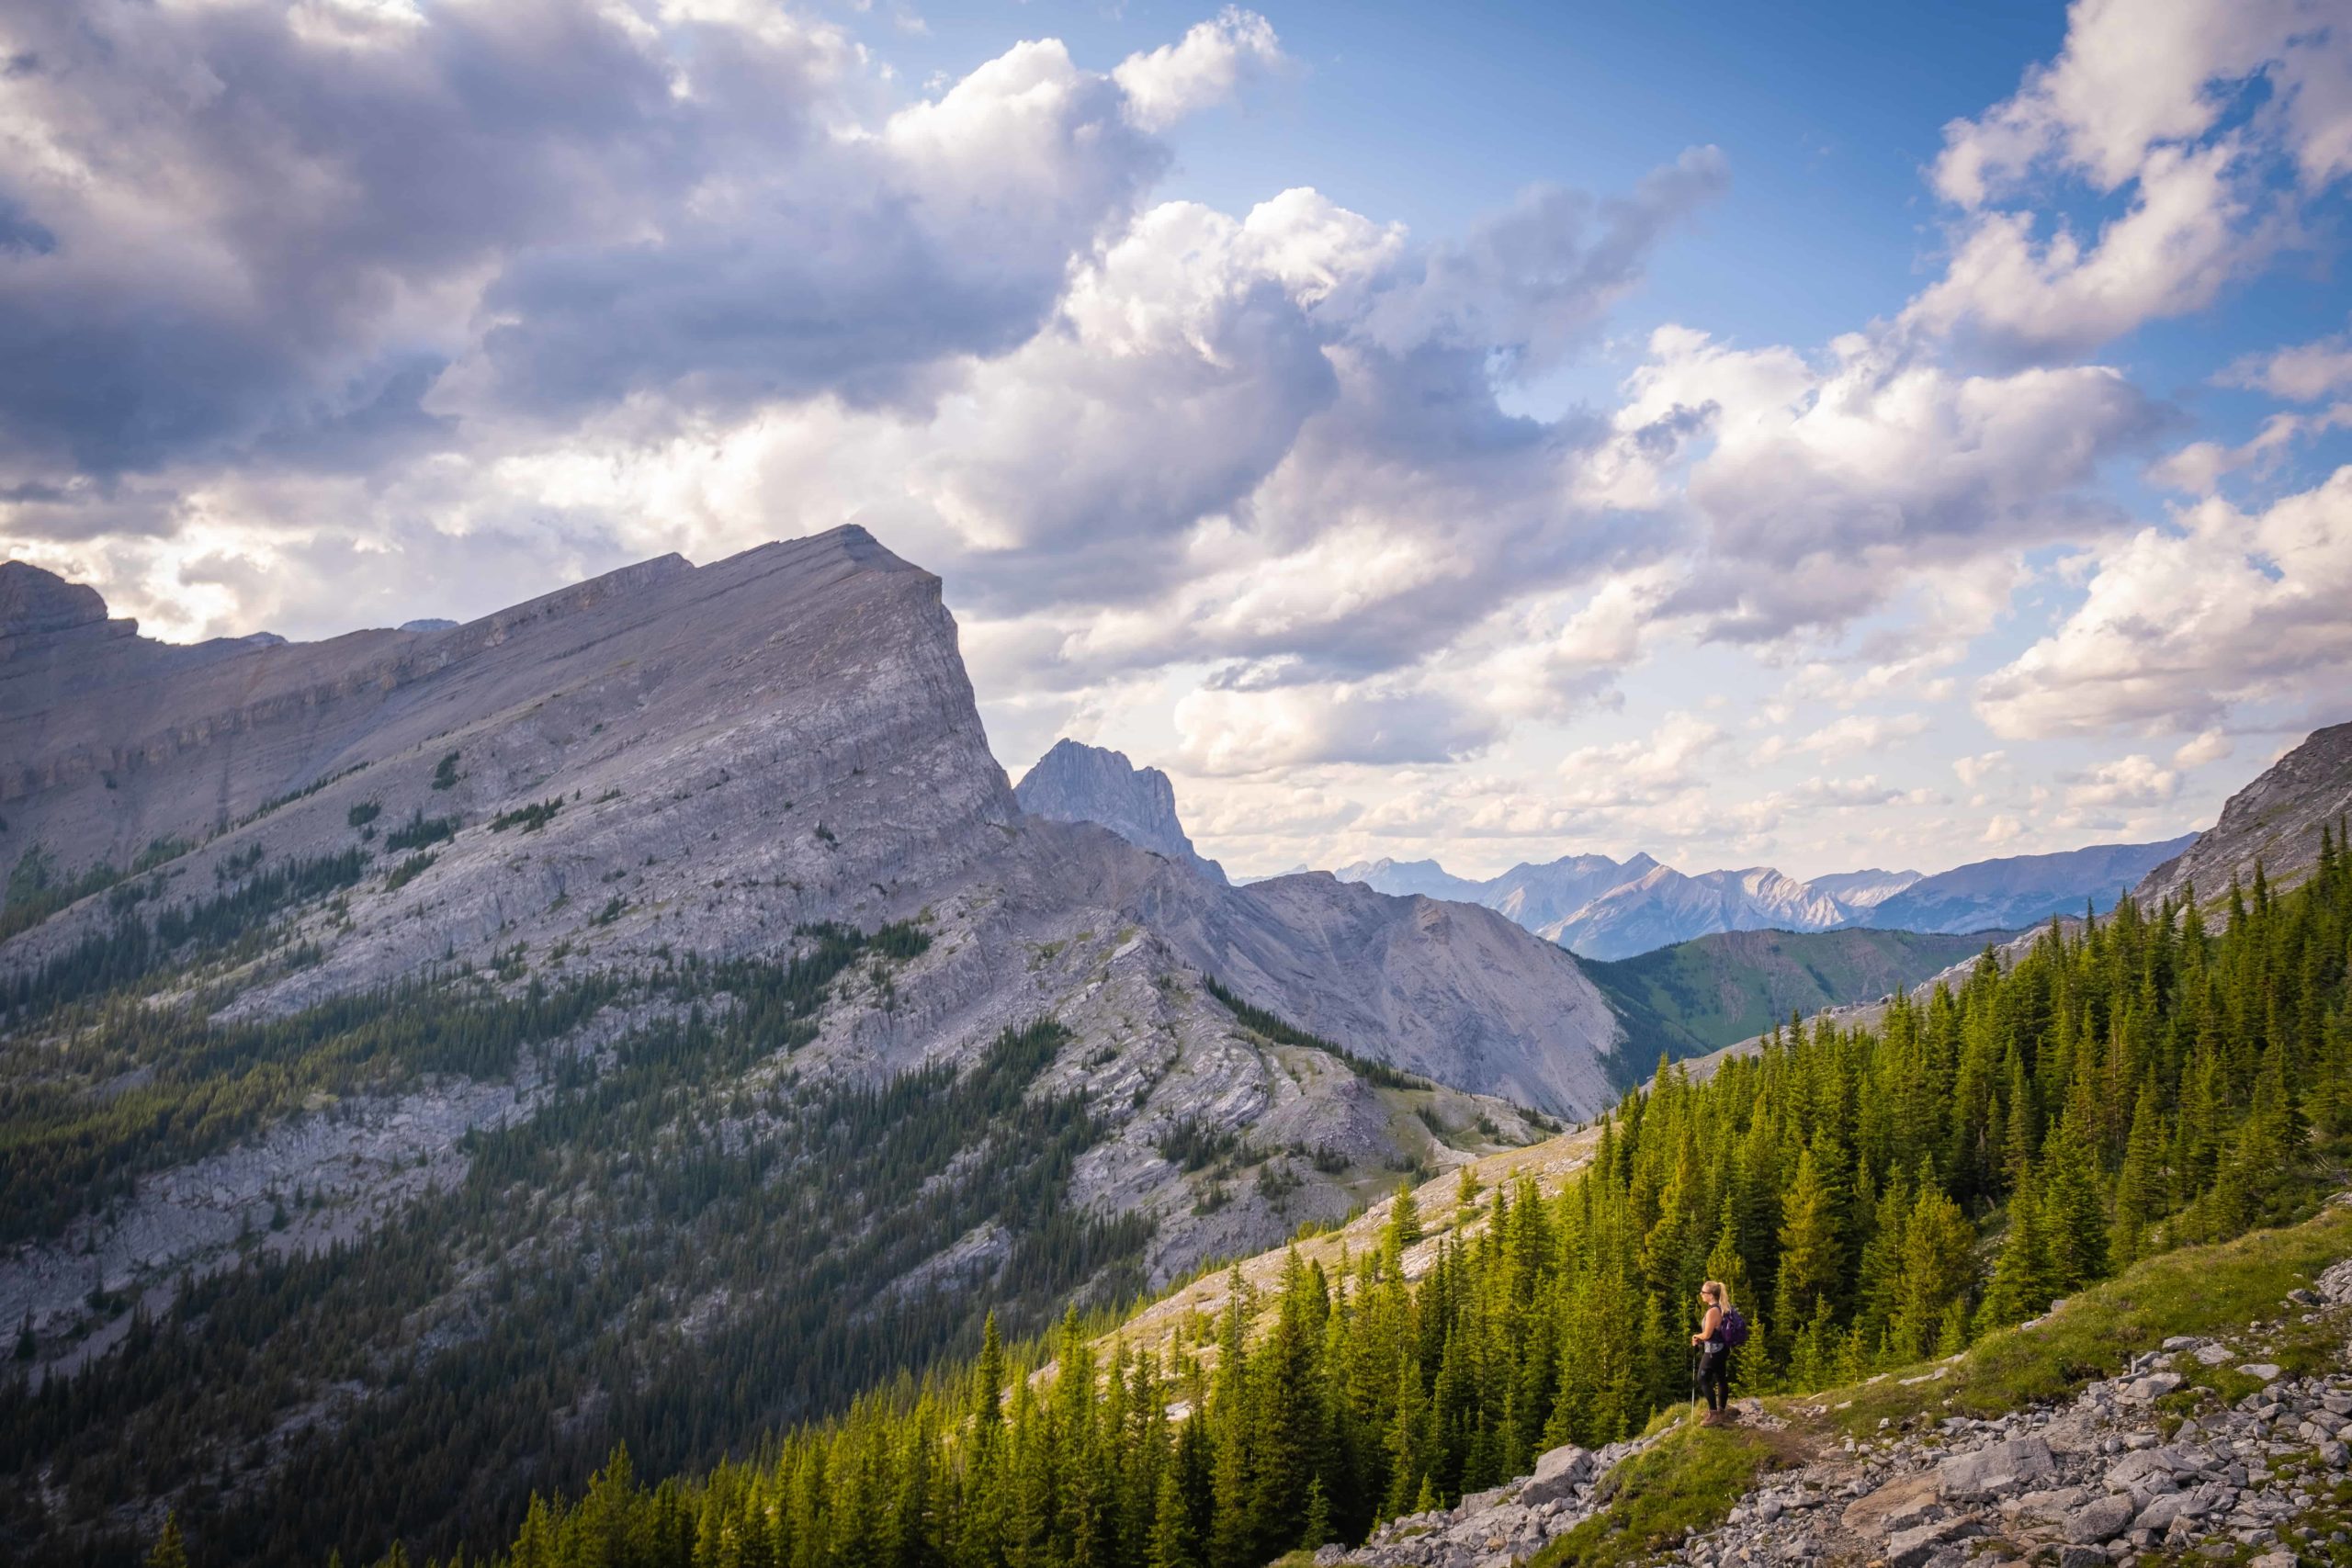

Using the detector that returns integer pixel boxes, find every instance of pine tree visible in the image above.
[2111,1079,2167,1266]
[1774,1146,1840,1358]
[1976,1165,2056,1332]
[2040,1118,2109,1292]
[1890,1187,1975,1361]
[1386,1181,1423,1262]
[1148,1460,1202,1568]
[147,1513,189,1568]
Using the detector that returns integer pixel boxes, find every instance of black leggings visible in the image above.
[1698,1345,1730,1410]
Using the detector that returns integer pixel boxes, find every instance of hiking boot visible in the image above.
[1699,1409,1724,1427]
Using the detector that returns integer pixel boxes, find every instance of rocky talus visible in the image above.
[1313,1244,2352,1568]
[1319,1434,1658,1568]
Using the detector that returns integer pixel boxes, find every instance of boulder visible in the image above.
[1846,1472,1941,1535]
[1518,1444,1594,1506]
[2064,1495,2137,1544]
[2003,1486,2088,1523]
[1939,1435,2057,1500]
[2119,1372,2185,1402]
[1887,1515,1973,1568]
[2105,1451,2179,1493]
[2238,1364,2283,1382]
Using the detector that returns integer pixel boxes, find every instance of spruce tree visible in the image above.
[147,1514,189,1568]
[1773,1147,1839,1358]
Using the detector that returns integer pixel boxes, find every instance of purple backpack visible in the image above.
[1718,1307,1749,1349]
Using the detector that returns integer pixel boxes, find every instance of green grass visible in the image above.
[1523,1415,1803,1568]
[1804,1199,2352,1438]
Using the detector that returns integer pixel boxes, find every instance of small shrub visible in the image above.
[385,852,436,891]
[490,798,563,834]
[387,809,458,852]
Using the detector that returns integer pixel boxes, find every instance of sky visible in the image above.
[4,0,2350,883]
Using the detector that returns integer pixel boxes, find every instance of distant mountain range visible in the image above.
[1329,834,2193,960]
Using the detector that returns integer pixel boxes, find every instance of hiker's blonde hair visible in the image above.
[1701,1279,1730,1311]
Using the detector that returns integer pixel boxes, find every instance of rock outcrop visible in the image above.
[2137,720,2352,906]
[1014,738,1227,884]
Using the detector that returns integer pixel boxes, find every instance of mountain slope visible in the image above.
[1804,866,1922,908]
[1861,834,2198,932]
[2137,720,2352,905]
[1013,738,1226,884]
[1581,925,2012,1072]
[0,534,1625,1567]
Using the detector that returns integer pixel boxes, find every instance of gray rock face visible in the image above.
[2,529,1627,1366]
[1014,738,1226,885]
[2137,720,2352,906]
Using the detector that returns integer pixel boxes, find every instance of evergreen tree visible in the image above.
[148,1514,189,1568]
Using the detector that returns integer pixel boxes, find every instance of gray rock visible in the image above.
[1888,1516,1973,1568]
[2239,1364,2284,1382]
[2007,1487,2090,1523]
[1940,1436,2057,1501]
[2066,1495,2138,1543]
[1520,1444,1595,1506]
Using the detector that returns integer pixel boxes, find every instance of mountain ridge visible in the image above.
[1326,836,2189,959]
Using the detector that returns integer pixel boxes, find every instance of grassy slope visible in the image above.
[1585,927,2007,1073]
[1511,1200,2352,1568]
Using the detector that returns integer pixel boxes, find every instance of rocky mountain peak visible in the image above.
[1014,738,1227,885]
[2137,720,2352,905]
[0,559,130,660]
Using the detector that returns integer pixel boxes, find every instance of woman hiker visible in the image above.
[1690,1279,1737,1426]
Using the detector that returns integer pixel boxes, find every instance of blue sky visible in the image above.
[3,0,2349,882]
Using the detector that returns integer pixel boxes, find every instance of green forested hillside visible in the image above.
[397,827,2352,1568]
[1584,926,2009,1075]
[0,921,1155,1568]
